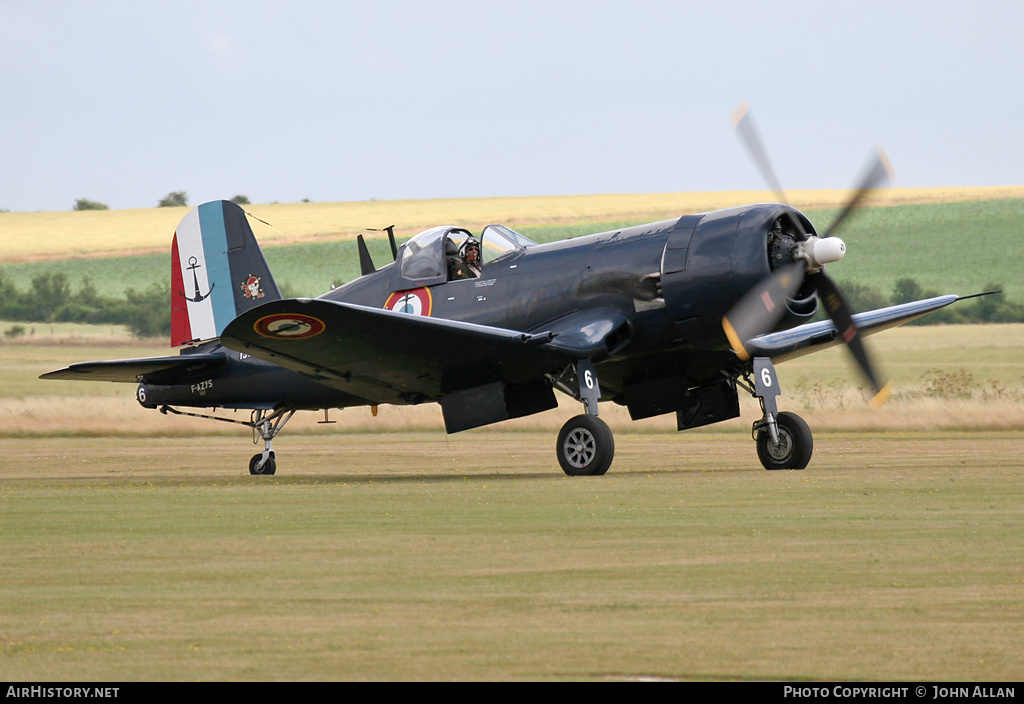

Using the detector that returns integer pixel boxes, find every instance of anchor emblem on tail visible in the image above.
[181,256,214,302]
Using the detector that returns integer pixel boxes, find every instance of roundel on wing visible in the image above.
[253,313,326,339]
[384,287,433,317]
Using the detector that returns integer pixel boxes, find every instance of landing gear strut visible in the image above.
[248,408,295,475]
[740,357,813,470]
[159,404,296,475]
[550,359,615,476]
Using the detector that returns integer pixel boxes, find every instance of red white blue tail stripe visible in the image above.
[170,201,280,347]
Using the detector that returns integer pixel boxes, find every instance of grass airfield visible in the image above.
[2,324,1023,681]
[2,431,1022,681]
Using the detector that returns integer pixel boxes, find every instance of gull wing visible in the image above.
[742,295,960,363]
[219,298,593,404]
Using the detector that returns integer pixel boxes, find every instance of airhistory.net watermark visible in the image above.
[6,688,118,699]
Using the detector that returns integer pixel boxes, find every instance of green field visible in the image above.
[3,198,1022,304]
[805,200,1024,304]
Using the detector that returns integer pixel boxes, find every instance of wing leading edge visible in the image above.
[742,295,960,363]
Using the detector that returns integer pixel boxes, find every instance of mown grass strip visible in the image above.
[1,432,1022,681]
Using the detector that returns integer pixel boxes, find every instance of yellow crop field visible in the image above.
[3,186,1022,262]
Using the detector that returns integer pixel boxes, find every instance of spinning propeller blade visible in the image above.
[732,102,789,207]
[722,261,806,360]
[810,269,892,407]
[821,148,894,239]
[723,104,893,406]
[731,102,810,241]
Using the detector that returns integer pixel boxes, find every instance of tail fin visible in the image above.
[170,200,282,347]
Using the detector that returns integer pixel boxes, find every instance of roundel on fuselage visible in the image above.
[384,287,433,317]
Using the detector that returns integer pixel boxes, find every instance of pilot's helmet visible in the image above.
[461,237,480,257]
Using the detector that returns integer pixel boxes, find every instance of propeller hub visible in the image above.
[799,236,846,270]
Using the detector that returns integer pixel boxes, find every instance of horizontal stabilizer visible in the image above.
[40,353,226,383]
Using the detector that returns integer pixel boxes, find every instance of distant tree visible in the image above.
[73,198,109,211]
[967,284,1024,323]
[230,195,250,205]
[976,284,1003,322]
[28,272,72,321]
[0,270,17,302]
[121,284,171,338]
[158,191,188,208]
[891,277,923,305]
[835,280,888,313]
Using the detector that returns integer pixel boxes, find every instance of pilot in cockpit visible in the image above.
[448,236,482,280]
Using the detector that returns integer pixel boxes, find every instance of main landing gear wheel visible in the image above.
[756,411,813,470]
[557,414,614,476]
[249,451,277,476]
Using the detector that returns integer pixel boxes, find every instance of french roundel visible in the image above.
[384,288,433,317]
[253,313,326,339]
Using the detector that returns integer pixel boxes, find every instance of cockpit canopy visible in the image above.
[389,224,536,292]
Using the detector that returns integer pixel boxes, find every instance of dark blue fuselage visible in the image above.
[141,204,817,413]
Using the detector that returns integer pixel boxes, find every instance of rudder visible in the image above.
[171,200,281,347]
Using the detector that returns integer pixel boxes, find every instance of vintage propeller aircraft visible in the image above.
[42,107,972,475]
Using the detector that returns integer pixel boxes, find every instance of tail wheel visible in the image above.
[756,411,813,470]
[557,415,614,476]
[249,451,277,476]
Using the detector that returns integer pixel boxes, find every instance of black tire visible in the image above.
[249,451,277,476]
[756,411,813,470]
[557,415,615,476]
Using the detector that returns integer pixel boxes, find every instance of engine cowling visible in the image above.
[660,204,819,348]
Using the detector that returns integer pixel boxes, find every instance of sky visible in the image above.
[2,0,1023,212]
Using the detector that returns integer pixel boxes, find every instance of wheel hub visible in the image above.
[564,428,596,468]
[766,429,793,460]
